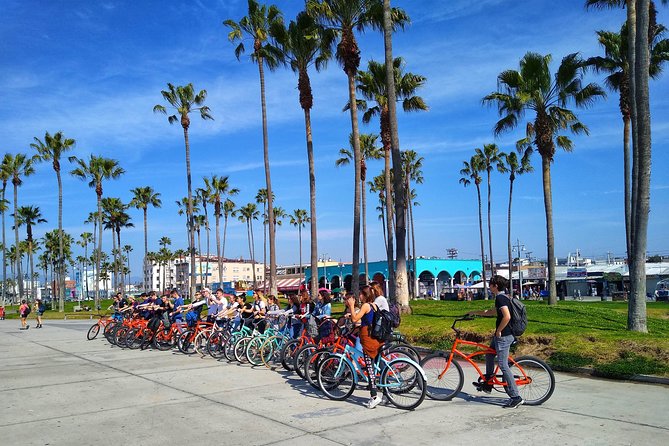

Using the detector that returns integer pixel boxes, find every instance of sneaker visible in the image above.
[472,381,493,394]
[503,397,524,409]
[365,395,383,409]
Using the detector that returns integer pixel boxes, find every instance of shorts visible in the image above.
[38,311,44,317]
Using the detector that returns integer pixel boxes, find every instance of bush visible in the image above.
[593,352,669,379]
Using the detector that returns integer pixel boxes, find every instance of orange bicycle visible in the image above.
[420,316,555,405]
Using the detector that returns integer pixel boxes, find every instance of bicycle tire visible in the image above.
[383,344,421,363]
[260,335,280,368]
[223,333,240,361]
[317,355,356,401]
[305,348,331,390]
[246,336,265,366]
[381,358,426,410]
[293,343,317,380]
[511,355,555,405]
[87,323,101,340]
[420,352,464,401]
[114,326,130,348]
[103,320,117,343]
[125,328,144,350]
[280,338,301,371]
[207,331,228,359]
[234,337,250,363]
[153,329,174,351]
[178,330,197,355]
[194,330,210,355]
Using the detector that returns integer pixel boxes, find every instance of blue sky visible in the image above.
[1,0,668,278]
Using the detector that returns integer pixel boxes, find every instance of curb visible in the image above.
[412,347,669,386]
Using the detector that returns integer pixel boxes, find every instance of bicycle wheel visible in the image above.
[178,330,197,355]
[87,323,101,340]
[510,355,555,405]
[246,337,265,366]
[305,348,331,390]
[280,339,301,371]
[114,326,130,348]
[383,344,421,363]
[293,343,317,380]
[194,330,210,355]
[223,334,240,361]
[234,337,250,363]
[125,328,144,350]
[103,320,118,343]
[381,358,426,410]
[260,335,281,368]
[420,353,464,401]
[207,331,228,359]
[317,355,356,401]
[153,329,174,351]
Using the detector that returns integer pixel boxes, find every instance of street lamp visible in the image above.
[338,261,343,291]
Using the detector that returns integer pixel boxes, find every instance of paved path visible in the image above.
[1,320,667,446]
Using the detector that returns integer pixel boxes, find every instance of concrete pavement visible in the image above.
[1,320,667,445]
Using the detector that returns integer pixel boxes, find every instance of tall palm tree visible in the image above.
[402,149,423,298]
[15,206,47,300]
[586,21,668,260]
[222,198,237,267]
[354,56,427,296]
[336,133,383,283]
[158,237,172,293]
[237,203,260,288]
[368,172,388,252]
[483,52,605,305]
[193,214,206,288]
[69,155,125,308]
[255,188,272,289]
[225,0,283,296]
[460,156,488,300]
[3,153,36,301]
[474,143,505,276]
[78,232,93,300]
[129,186,162,292]
[0,156,10,306]
[272,10,334,297]
[308,0,407,293]
[31,131,75,311]
[204,175,239,285]
[153,82,213,300]
[175,196,201,260]
[500,151,533,298]
[196,186,212,287]
[290,209,310,286]
[101,197,128,291]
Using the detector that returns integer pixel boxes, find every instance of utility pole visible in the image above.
[512,239,525,298]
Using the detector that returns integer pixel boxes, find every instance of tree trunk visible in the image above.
[383,0,409,310]
[347,72,362,295]
[57,169,65,312]
[623,115,632,261]
[362,178,369,285]
[629,0,650,332]
[487,169,495,275]
[249,220,257,288]
[541,155,557,305]
[204,205,210,288]
[29,241,35,300]
[96,194,102,308]
[476,183,488,300]
[1,183,6,307]
[117,229,123,293]
[182,126,196,301]
[143,208,148,292]
[197,229,202,290]
[410,193,417,298]
[508,177,515,298]
[257,58,276,297]
[303,108,319,296]
[298,225,303,288]
[216,208,222,285]
[13,183,23,301]
[262,202,267,292]
[628,0,638,256]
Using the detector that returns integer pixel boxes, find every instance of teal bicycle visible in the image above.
[316,342,427,410]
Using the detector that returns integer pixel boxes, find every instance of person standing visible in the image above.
[474,275,523,409]
[34,299,45,328]
[19,299,30,330]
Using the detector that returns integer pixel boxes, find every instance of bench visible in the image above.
[64,313,94,320]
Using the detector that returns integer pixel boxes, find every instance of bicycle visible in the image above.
[420,315,555,405]
[316,341,427,410]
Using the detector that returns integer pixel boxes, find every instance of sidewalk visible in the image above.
[0,320,667,445]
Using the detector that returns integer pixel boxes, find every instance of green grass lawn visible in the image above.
[4,298,668,378]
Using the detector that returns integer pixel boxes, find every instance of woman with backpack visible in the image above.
[34,299,45,328]
[19,299,30,330]
[345,285,384,409]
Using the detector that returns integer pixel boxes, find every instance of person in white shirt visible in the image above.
[370,281,389,312]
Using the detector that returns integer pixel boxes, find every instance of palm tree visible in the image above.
[15,206,46,300]
[2,153,36,301]
[0,157,9,306]
[255,188,271,289]
[225,0,284,296]
[193,214,206,288]
[290,209,310,287]
[158,237,172,293]
[101,197,131,292]
[31,131,75,311]
[158,247,173,292]
[272,10,334,297]
[586,22,668,260]
[153,82,213,300]
[336,133,383,283]
[460,156,487,300]
[78,232,93,299]
[368,172,388,252]
[474,143,504,276]
[196,186,212,287]
[500,151,533,298]
[237,203,260,288]
[129,186,162,292]
[483,52,605,305]
[69,154,125,308]
[204,175,239,285]
[402,149,423,298]
[222,198,236,266]
[175,196,201,261]
[354,56,428,295]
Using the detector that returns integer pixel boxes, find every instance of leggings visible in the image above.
[364,352,377,397]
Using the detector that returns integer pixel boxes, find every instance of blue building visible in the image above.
[305,258,482,297]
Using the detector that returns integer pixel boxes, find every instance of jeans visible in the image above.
[485,334,519,398]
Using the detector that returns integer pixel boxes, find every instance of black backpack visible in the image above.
[370,304,394,342]
[508,296,528,337]
[24,305,31,316]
